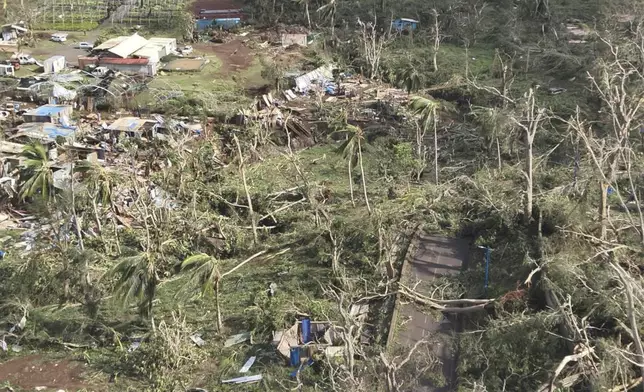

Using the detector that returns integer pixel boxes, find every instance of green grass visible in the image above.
[151,60,223,92]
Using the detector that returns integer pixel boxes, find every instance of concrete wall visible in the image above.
[101,62,158,76]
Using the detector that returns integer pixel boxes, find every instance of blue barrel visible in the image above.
[301,318,311,343]
[0,250,6,259]
[289,347,300,366]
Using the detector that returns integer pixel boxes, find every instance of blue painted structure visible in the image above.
[196,17,241,31]
[301,318,311,343]
[22,104,73,123]
[478,246,492,294]
[391,18,419,32]
[289,347,301,366]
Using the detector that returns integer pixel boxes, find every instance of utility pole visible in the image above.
[478,245,492,295]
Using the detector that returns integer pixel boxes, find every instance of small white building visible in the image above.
[148,37,177,57]
[0,64,15,76]
[43,55,66,74]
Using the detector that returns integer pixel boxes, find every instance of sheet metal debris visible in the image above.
[221,374,262,384]
[224,332,251,347]
[239,356,256,373]
[190,334,206,347]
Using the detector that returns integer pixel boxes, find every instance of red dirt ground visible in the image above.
[0,354,91,390]
[194,40,254,74]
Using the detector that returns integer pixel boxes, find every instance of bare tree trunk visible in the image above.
[215,279,223,331]
[357,138,371,213]
[600,182,609,240]
[305,2,311,29]
[348,157,355,206]
[433,110,439,184]
[610,263,644,382]
[233,135,258,244]
[432,9,440,72]
[525,136,533,223]
[496,137,502,169]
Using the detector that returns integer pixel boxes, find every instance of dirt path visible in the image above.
[0,354,93,391]
[390,233,469,392]
[194,40,254,75]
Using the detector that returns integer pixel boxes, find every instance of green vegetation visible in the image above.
[0,0,643,391]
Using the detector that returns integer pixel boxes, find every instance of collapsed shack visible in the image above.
[273,304,370,367]
[0,140,26,177]
[106,116,159,140]
[232,93,313,147]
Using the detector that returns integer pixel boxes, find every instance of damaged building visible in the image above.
[79,33,178,77]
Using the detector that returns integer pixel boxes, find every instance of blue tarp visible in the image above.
[392,18,418,31]
[195,17,240,31]
[26,104,69,116]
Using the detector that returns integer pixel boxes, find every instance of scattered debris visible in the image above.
[548,87,567,95]
[224,332,251,347]
[221,374,262,384]
[268,282,277,297]
[190,334,206,347]
[238,356,256,373]
[294,64,334,92]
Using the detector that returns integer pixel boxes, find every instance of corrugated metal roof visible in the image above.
[107,34,148,58]
[99,57,149,65]
[24,104,72,116]
[12,122,76,142]
[94,36,128,51]
[108,117,157,133]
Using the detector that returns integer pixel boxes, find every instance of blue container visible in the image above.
[301,318,311,343]
[289,347,301,366]
[0,250,5,259]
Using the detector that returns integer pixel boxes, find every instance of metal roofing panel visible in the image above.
[107,117,156,132]
[99,57,149,65]
[13,123,76,142]
[94,36,128,51]
[107,34,148,58]
[24,104,71,116]
[0,141,26,155]
[133,45,162,62]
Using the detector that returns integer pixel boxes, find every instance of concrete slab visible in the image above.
[391,234,469,392]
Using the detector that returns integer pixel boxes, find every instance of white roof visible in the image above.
[149,37,176,45]
[133,45,160,62]
[107,33,148,58]
[94,36,128,50]
[399,18,419,23]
